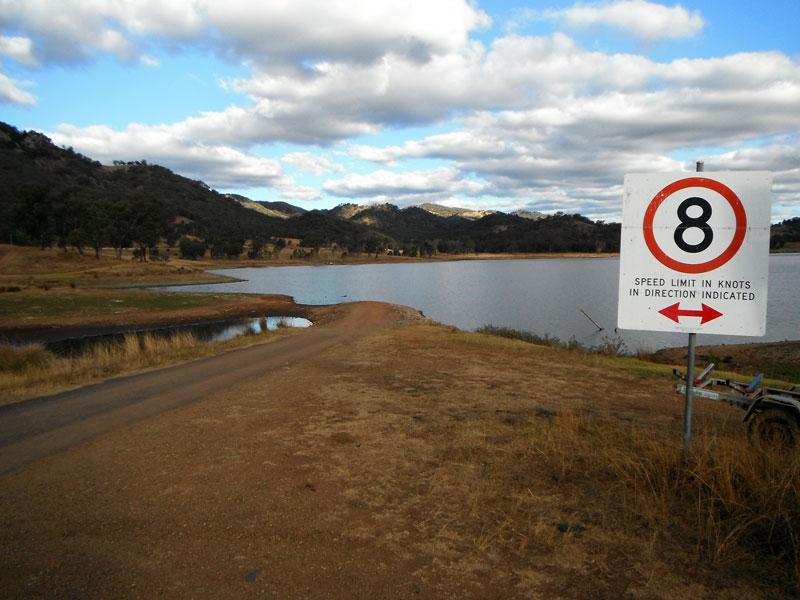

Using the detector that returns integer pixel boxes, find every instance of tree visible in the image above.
[179,237,207,259]
[129,196,167,261]
[66,228,86,255]
[73,191,111,258]
[248,237,265,259]
[210,237,243,259]
[107,196,136,259]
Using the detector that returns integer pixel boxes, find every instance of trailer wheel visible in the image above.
[748,408,799,450]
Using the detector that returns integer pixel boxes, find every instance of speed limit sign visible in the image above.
[618,172,772,336]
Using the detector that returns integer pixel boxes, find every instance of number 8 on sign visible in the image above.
[643,177,747,275]
[674,197,713,253]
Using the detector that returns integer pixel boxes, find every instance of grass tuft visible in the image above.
[0,342,52,372]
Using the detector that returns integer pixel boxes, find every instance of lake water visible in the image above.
[165,254,800,352]
[46,316,312,356]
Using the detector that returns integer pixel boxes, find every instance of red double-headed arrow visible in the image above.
[659,302,723,325]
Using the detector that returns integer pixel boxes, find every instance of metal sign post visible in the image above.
[684,331,696,450]
[683,162,703,450]
[618,165,772,449]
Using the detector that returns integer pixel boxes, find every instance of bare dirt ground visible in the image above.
[0,302,780,599]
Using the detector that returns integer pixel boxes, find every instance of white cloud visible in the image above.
[559,0,704,41]
[323,167,487,205]
[0,34,36,65]
[282,152,344,176]
[49,122,297,191]
[193,37,798,147]
[702,143,800,221]
[276,182,322,202]
[203,0,490,65]
[351,131,512,165]
[0,0,489,67]
[139,54,160,68]
[0,71,34,104]
[0,2,133,63]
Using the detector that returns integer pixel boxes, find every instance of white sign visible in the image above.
[618,172,772,336]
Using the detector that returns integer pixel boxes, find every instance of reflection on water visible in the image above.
[45,316,312,356]
[162,254,800,353]
[204,316,311,342]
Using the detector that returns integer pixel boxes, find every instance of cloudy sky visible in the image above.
[1,0,798,221]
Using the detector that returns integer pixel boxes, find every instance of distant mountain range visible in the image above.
[415,203,499,220]
[1,121,796,257]
[229,198,543,223]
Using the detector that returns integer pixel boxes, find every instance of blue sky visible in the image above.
[1,1,798,221]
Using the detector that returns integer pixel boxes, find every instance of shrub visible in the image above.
[476,325,581,350]
[210,240,243,259]
[594,335,628,355]
[477,325,630,355]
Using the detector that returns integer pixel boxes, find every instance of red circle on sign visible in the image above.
[643,177,747,274]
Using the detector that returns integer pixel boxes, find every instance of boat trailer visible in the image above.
[674,364,800,448]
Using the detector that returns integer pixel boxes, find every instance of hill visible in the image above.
[0,123,285,255]
[226,195,306,219]
[260,200,307,217]
[329,203,369,220]
[770,217,800,252]
[327,202,621,254]
[0,122,383,257]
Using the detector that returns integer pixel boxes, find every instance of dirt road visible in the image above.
[0,302,395,475]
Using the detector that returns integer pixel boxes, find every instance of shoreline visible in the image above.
[183,251,621,273]
[179,250,800,272]
[3,290,797,380]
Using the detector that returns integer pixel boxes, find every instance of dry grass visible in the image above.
[0,342,52,372]
[418,410,800,595]
[0,328,293,404]
[294,324,800,596]
[0,244,235,288]
[522,413,800,584]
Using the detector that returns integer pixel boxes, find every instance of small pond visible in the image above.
[44,316,312,356]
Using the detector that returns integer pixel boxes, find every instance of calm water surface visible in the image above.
[166,254,800,352]
[46,316,312,356]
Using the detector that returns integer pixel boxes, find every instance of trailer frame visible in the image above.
[674,365,800,448]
